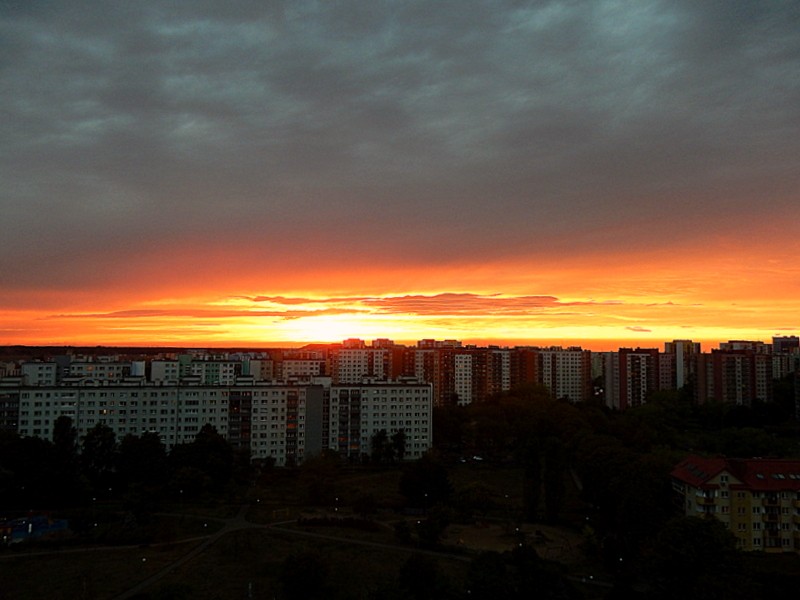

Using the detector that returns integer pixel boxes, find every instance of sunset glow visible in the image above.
[3,246,797,350]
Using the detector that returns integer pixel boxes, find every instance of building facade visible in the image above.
[672,455,800,552]
[6,379,432,467]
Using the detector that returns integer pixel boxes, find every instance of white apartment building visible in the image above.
[16,385,229,446]
[334,348,388,383]
[151,360,180,383]
[454,354,473,406]
[10,380,433,467]
[329,383,433,461]
[69,361,130,381]
[538,348,591,402]
[490,349,511,395]
[21,362,58,386]
[280,359,324,382]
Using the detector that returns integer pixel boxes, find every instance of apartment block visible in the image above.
[7,378,432,467]
[696,349,773,406]
[672,455,800,552]
[664,340,701,389]
[329,383,432,461]
[20,362,58,386]
[538,347,592,402]
[604,348,662,410]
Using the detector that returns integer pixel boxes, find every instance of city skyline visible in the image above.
[2,2,799,349]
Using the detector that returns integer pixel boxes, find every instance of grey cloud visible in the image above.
[626,326,652,333]
[1,1,799,290]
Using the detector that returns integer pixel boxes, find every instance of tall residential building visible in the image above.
[773,336,799,355]
[332,347,388,384]
[604,348,662,410]
[69,361,131,382]
[672,455,800,552]
[20,362,58,386]
[664,340,701,389]
[453,353,473,406]
[695,349,773,406]
[329,383,432,462]
[8,380,432,467]
[538,347,592,402]
[719,340,770,354]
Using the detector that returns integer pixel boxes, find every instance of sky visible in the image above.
[1,0,799,350]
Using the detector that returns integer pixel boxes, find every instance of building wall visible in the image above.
[21,363,58,386]
[674,465,800,552]
[538,348,591,402]
[329,383,432,462]
[9,380,433,467]
[454,354,473,406]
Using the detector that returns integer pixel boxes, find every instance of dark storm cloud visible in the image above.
[2,0,799,290]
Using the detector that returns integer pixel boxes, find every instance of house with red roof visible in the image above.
[671,455,800,552]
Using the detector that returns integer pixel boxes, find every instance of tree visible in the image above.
[52,416,82,504]
[117,432,167,487]
[648,516,754,599]
[81,422,117,490]
[53,415,78,460]
[370,429,391,464]
[391,429,407,462]
[169,424,233,493]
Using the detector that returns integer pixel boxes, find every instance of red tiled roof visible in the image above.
[672,455,800,491]
[727,458,800,491]
[671,456,728,487]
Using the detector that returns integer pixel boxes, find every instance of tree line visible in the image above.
[0,419,240,512]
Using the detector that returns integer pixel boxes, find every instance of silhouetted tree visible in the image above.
[648,516,754,599]
[391,429,407,462]
[370,429,391,464]
[81,422,117,491]
[169,424,233,493]
[52,415,82,504]
[117,432,167,487]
